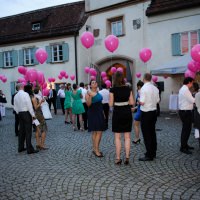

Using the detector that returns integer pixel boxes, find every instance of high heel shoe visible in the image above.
[124,158,129,165]
[132,138,141,144]
[115,159,122,165]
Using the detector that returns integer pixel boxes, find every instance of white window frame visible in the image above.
[51,44,63,63]
[111,20,123,36]
[181,30,199,55]
[4,51,13,67]
[24,48,34,65]
[32,23,40,31]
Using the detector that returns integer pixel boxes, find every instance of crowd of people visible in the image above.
[1,72,199,162]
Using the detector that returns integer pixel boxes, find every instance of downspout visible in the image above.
[74,32,78,84]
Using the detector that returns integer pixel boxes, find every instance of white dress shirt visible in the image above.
[14,90,35,117]
[57,89,65,98]
[99,89,109,104]
[178,85,195,110]
[140,82,160,112]
[79,87,87,103]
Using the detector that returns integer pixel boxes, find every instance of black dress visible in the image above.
[110,86,132,132]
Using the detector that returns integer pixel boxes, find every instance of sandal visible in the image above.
[115,159,122,165]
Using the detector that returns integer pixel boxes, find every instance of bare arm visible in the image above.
[85,93,92,107]
[109,93,114,107]
[128,91,134,106]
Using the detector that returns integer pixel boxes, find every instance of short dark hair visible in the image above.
[183,77,194,85]
[73,83,77,90]
[24,84,33,96]
[101,83,107,89]
[193,82,199,92]
[137,80,144,88]
[79,82,84,87]
[113,71,125,87]
[143,73,152,82]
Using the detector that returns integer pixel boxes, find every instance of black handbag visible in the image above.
[0,97,7,103]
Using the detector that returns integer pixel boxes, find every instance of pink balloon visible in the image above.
[64,74,68,79]
[1,76,7,83]
[191,44,200,63]
[58,75,63,80]
[139,48,152,63]
[26,69,38,82]
[164,75,168,79]
[17,77,25,83]
[18,66,27,75]
[70,75,75,81]
[24,73,29,81]
[51,78,56,82]
[32,81,37,87]
[136,72,141,78]
[35,48,48,64]
[101,72,107,77]
[184,69,196,79]
[152,76,158,82]
[37,71,45,85]
[60,70,66,77]
[111,67,117,74]
[43,88,49,96]
[117,67,123,73]
[89,68,97,76]
[105,80,111,88]
[103,77,108,82]
[0,75,3,80]
[80,32,94,49]
[187,60,198,73]
[84,67,90,74]
[42,82,47,89]
[104,35,119,53]
[48,78,53,82]
[90,76,96,80]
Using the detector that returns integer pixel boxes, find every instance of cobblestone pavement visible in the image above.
[0,109,200,200]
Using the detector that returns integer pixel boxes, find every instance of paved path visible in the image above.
[0,109,200,200]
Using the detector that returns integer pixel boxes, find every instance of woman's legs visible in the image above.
[65,109,68,122]
[133,120,140,141]
[35,127,41,148]
[72,114,76,129]
[79,114,84,130]
[124,132,131,159]
[92,131,102,156]
[115,133,121,159]
[41,131,46,148]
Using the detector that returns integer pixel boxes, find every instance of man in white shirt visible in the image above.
[14,83,38,154]
[139,73,160,161]
[99,83,109,130]
[57,84,66,115]
[178,77,195,154]
[78,82,88,130]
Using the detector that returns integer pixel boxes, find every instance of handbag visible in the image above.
[0,96,7,103]
[41,101,52,120]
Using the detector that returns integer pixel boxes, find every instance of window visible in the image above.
[172,30,200,56]
[32,23,40,31]
[24,48,34,65]
[4,51,13,67]
[51,44,63,62]
[107,16,124,37]
[181,31,198,54]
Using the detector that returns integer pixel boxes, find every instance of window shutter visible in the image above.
[18,50,24,66]
[10,81,16,96]
[62,43,69,62]
[171,33,181,56]
[33,48,39,65]
[45,46,51,63]
[0,52,3,68]
[12,50,18,67]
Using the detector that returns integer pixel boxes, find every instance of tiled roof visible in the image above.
[146,0,200,16]
[0,1,88,45]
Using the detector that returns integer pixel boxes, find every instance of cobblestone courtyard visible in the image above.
[0,109,200,200]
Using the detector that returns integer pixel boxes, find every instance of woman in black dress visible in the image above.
[86,80,106,157]
[109,71,134,165]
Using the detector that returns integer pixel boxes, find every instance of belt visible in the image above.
[114,102,129,106]
[19,111,29,113]
[179,110,192,112]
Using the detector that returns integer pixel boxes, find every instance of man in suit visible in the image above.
[14,83,39,154]
[48,84,57,115]
[11,85,19,136]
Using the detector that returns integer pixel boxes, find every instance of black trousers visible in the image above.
[14,112,19,136]
[18,112,34,153]
[60,98,65,114]
[102,103,109,129]
[179,110,193,149]
[48,98,57,114]
[141,110,157,158]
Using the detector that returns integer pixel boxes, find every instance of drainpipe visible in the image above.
[74,32,78,84]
